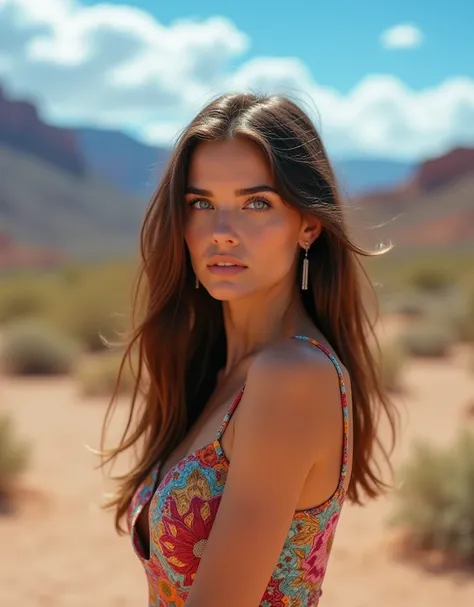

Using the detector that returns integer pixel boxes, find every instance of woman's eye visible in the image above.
[188,197,271,211]
[246,197,271,211]
[189,199,213,210]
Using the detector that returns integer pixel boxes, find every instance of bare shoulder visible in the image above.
[235,337,348,460]
[250,335,345,380]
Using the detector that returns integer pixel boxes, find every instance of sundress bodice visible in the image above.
[128,336,349,606]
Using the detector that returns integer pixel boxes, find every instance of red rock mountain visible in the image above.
[353,147,474,250]
[0,94,145,262]
[0,85,86,176]
[0,83,473,258]
[413,148,474,192]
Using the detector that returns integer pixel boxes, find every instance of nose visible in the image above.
[211,212,239,246]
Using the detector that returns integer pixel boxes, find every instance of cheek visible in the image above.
[184,218,206,256]
[250,218,300,278]
[250,215,299,256]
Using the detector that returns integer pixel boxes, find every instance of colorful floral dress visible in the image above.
[128,336,349,606]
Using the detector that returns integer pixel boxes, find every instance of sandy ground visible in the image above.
[1,336,474,606]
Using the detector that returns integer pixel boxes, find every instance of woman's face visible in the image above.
[184,137,314,301]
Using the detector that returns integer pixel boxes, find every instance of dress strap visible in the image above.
[292,335,349,489]
[215,385,245,442]
[215,336,349,490]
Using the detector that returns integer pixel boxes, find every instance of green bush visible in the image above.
[365,253,473,297]
[55,303,122,352]
[0,318,80,376]
[399,320,455,358]
[0,261,136,353]
[457,289,474,343]
[408,267,454,293]
[47,274,132,353]
[76,351,135,397]
[0,414,30,494]
[0,283,53,323]
[392,431,474,564]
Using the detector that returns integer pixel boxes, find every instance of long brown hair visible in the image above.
[100,92,397,533]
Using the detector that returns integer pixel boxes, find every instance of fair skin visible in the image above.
[180,137,353,607]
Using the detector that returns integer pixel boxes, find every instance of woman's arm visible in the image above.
[184,342,344,607]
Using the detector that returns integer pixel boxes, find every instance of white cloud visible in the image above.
[0,0,473,160]
[380,23,424,50]
[0,0,249,125]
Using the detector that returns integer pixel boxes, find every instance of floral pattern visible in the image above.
[158,492,221,585]
[128,336,349,606]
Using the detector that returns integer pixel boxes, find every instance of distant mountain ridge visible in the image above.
[353,147,474,250]
[0,83,418,198]
[0,85,86,177]
[75,126,419,199]
[0,86,146,261]
[0,84,473,261]
[413,148,474,192]
[75,127,169,198]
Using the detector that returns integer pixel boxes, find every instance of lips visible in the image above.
[208,263,243,268]
[207,265,247,276]
[206,256,247,268]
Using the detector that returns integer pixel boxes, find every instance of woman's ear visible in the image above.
[300,218,322,247]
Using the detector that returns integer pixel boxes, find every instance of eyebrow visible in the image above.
[185,185,278,196]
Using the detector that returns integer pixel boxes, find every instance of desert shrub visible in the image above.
[0,282,54,324]
[457,289,474,343]
[365,253,473,297]
[48,288,128,352]
[59,264,84,287]
[390,286,474,344]
[47,268,133,352]
[382,292,428,319]
[0,318,80,376]
[57,304,122,352]
[408,266,454,293]
[377,339,406,392]
[392,430,474,563]
[0,414,30,494]
[0,291,45,323]
[76,351,135,397]
[0,260,136,352]
[399,320,455,358]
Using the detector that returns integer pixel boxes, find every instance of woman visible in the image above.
[100,93,396,606]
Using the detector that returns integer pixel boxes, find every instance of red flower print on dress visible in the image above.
[197,443,219,468]
[158,494,221,585]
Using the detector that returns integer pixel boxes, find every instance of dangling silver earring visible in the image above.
[195,274,200,289]
[301,241,309,291]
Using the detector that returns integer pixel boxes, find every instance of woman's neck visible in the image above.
[220,287,312,377]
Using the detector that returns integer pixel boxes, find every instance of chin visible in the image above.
[204,282,252,301]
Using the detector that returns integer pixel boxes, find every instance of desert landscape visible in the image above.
[1,50,474,607]
[1,312,474,607]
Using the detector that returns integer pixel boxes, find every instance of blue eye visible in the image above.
[246,197,271,211]
[187,196,271,212]
[189,198,213,210]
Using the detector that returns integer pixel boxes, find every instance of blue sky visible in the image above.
[83,0,474,92]
[1,0,473,160]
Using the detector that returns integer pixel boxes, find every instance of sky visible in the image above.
[0,0,473,160]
